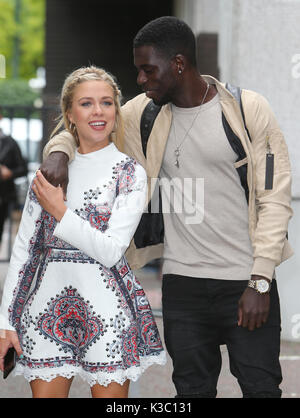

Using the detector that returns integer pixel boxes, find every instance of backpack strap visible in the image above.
[134,100,164,250]
[225,82,251,142]
[140,100,162,157]
[222,82,253,203]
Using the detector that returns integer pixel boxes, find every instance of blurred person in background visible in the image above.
[0,106,28,244]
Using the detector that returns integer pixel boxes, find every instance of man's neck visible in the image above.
[171,73,217,108]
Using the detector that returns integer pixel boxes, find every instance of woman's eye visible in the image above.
[81,102,91,107]
[103,101,113,106]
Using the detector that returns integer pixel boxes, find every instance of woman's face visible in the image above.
[68,80,116,154]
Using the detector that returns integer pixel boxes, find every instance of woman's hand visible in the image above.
[33,170,67,221]
[0,330,23,372]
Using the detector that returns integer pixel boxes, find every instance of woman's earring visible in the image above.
[178,69,182,74]
[69,122,79,144]
[70,122,76,134]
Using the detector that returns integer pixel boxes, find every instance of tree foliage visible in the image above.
[0,79,39,110]
[0,0,45,80]
[0,0,17,76]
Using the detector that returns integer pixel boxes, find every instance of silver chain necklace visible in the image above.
[173,82,210,168]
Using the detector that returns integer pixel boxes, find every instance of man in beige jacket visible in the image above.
[40,17,292,397]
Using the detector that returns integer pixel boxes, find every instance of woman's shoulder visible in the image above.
[112,145,146,175]
[112,149,147,192]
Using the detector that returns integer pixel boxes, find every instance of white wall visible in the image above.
[219,0,300,198]
[174,0,219,34]
[277,200,300,340]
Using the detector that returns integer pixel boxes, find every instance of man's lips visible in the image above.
[145,90,157,98]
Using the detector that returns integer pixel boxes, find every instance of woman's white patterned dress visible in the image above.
[0,143,166,386]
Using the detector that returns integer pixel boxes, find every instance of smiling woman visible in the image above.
[68,80,116,154]
[51,66,124,152]
[0,66,166,398]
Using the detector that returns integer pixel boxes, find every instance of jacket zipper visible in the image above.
[265,135,274,190]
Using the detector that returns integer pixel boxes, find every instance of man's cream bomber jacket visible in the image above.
[43,76,293,281]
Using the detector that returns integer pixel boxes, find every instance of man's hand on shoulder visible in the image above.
[40,151,69,198]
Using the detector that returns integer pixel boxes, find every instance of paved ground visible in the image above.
[0,215,300,398]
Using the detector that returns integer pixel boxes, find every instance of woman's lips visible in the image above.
[89,121,106,130]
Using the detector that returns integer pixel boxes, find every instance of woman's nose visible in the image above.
[93,103,103,114]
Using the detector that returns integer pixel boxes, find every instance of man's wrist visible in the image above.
[50,151,69,163]
[251,257,275,282]
[248,276,271,294]
[251,274,271,283]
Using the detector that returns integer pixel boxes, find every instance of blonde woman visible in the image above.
[0,66,166,398]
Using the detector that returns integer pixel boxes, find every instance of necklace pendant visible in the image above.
[174,148,180,168]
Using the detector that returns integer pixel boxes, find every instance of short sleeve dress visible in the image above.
[0,142,166,386]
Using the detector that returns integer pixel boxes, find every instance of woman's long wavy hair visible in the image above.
[51,66,124,150]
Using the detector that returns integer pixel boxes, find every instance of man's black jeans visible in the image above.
[162,275,282,398]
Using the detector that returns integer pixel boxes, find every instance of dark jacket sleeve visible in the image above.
[8,137,28,179]
[0,136,28,179]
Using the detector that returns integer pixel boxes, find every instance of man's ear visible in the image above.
[173,54,186,74]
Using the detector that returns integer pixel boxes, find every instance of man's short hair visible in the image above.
[133,16,197,67]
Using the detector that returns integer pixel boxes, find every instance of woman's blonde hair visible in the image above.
[51,66,124,150]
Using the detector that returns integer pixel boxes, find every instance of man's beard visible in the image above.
[152,93,172,106]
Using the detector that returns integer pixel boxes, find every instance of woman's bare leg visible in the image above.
[91,380,130,398]
[30,376,74,398]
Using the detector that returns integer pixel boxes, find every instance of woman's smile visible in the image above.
[68,80,116,154]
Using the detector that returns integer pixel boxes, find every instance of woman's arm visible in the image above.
[33,163,147,268]
[0,182,44,333]
[0,182,46,368]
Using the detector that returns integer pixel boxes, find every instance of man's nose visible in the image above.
[137,70,147,86]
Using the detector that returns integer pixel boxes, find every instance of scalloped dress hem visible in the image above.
[13,351,167,387]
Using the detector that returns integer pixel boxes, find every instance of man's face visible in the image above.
[134,45,177,106]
